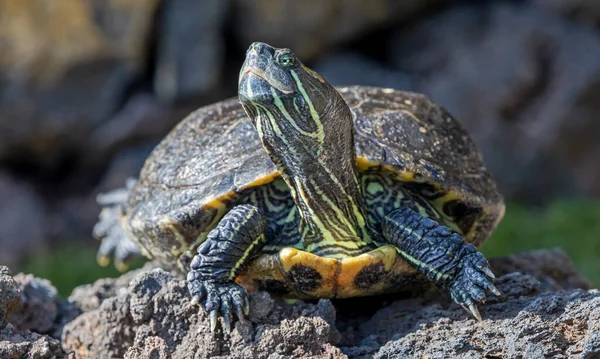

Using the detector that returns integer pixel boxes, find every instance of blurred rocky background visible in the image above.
[1,0,600,294]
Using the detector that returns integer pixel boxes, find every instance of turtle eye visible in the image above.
[277,53,296,68]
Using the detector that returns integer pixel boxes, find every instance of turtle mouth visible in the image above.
[239,67,294,95]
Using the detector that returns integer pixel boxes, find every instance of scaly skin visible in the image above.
[187,204,267,332]
[382,207,500,320]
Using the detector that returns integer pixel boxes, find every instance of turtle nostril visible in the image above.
[248,42,262,54]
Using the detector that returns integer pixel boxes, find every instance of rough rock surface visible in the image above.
[60,249,599,359]
[0,267,68,358]
[0,325,66,359]
[0,267,20,328]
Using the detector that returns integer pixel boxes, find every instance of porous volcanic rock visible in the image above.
[0,267,68,359]
[61,248,599,358]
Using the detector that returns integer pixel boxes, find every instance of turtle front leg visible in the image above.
[382,207,500,320]
[187,204,267,332]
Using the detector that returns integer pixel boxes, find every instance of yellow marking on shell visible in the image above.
[403,99,413,105]
[278,247,338,298]
[239,171,281,191]
[236,253,286,293]
[382,88,395,94]
[336,245,397,298]
[223,118,247,136]
[238,248,420,299]
[399,109,428,127]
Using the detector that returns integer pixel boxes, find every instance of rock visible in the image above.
[3,270,80,340]
[0,267,21,329]
[63,267,344,359]
[489,247,592,291]
[0,172,46,269]
[154,0,230,101]
[315,52,411,89]
[391,2,600,201]
[535,0,600,27]
[0,269,69,358]
[0,325,66,359]
[371,289,600,358]
[9,274,58,334]
[234,0,449,60]
[0,0,159,167]
[61,249,599,358]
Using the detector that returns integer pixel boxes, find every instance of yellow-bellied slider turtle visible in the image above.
[94,42,504,332]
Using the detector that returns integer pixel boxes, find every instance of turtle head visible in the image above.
[238,43,373,252]
[238,42,352,157]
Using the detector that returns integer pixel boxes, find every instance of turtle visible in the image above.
[94,42,504,332]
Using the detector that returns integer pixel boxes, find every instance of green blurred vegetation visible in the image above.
[23,200,600,297]
[23,245,146,298]
[481,199,600,286]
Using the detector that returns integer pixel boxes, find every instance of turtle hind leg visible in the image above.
[382,207,500,321]
[187,204,267,332]
[93,179,141,271]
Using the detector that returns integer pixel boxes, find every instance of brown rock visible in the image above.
[61,249,598,358]
[0,0,159,167]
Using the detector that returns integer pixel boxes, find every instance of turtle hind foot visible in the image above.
[187,275,249,333]
[447,246,501,321]
[93,179,140,271]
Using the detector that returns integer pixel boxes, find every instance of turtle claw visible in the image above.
[448,249,498,320]
[209,310,218,332]
[468,303,482,322]
[187,278,248,333]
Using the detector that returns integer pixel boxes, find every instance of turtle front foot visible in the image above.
[382,207,501,321]
[446,246,501,321]
[93,179,140,271]
[187,275,249,333]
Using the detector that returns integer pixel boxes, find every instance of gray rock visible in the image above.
[9,274,58,334]
[391,2,600,201]
[0,172,46,269]
[0,269,69,358]
[154,0,229,101]
[0,267,20,329]
[61,249,598,358]
[0,325,66,359]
